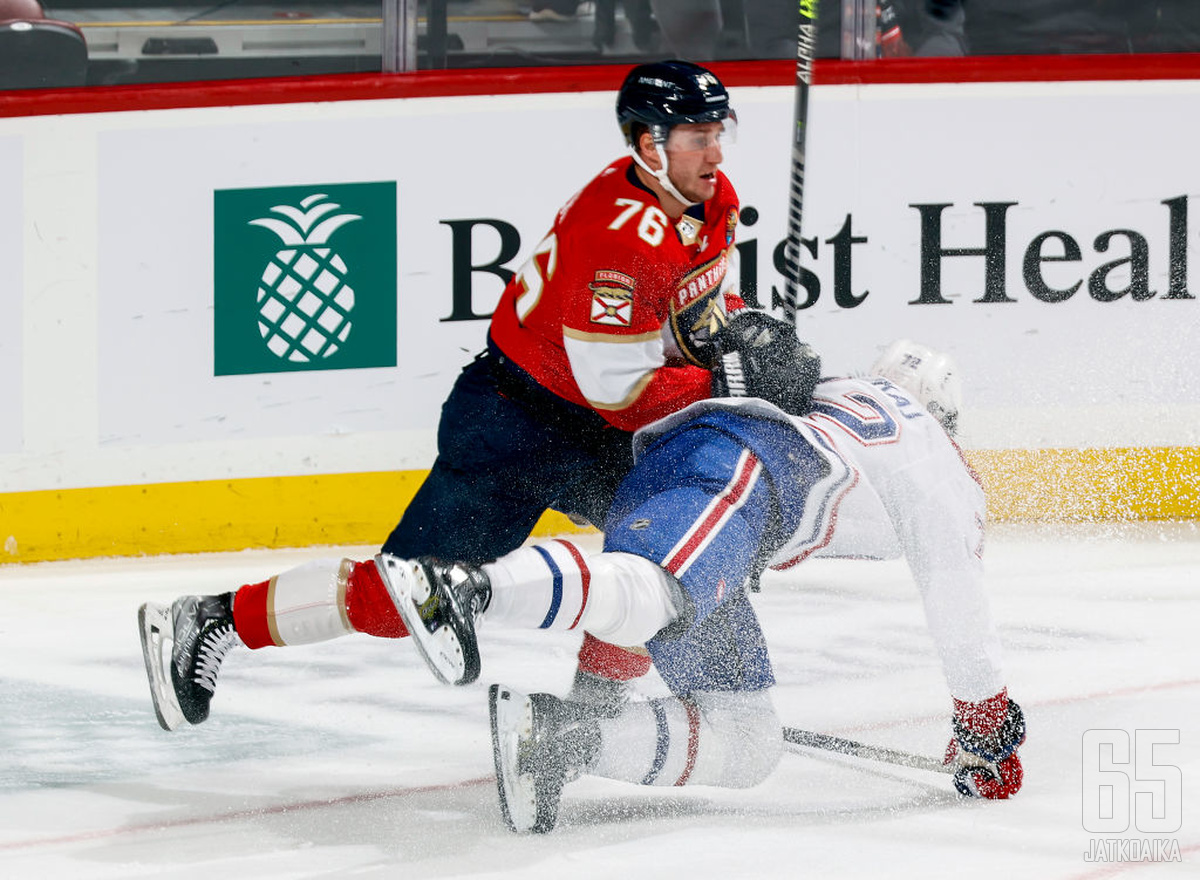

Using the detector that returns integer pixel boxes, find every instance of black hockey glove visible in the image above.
[711,310,821,415]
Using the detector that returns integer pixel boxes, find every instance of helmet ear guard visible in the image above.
[870,339,963,435]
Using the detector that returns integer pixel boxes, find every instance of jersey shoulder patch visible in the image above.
[589,270,635,326]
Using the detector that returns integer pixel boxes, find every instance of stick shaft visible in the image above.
[780,0,820,324]
[783,726,953,775]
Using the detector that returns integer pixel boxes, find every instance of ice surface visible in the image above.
[0,523,1196,879]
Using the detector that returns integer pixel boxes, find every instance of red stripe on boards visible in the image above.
[5,54,1200,119]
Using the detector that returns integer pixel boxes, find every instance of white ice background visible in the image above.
[0,523,1196,879]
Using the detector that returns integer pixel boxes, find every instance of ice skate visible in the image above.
[489,684,601,834]
[138,593,239,731]
[375,554,490,686]
[567,668,630,717]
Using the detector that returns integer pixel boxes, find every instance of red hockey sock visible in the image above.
[577,632,652,680]
[344,559,410,639]
[231,579,274,649]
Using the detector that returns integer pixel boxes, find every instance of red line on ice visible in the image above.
[1063,841,1198,880]
[835,678,1200,737]
[0,776,493,851]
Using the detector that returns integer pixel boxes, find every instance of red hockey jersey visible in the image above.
[489,156,742,433]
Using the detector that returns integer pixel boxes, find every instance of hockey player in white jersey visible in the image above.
[384,332,1025,832]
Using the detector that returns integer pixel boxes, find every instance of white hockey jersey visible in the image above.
[634,376,1004,701]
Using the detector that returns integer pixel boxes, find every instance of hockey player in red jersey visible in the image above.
[138,60,794,731]
[382,339,1025,832]
[387,58,747,557]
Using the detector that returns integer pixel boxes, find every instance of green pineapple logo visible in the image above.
[250,194,361,362]
[214,182,396,376]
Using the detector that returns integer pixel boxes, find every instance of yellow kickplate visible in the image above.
[968,446,1200,522]
[0,470,592,564]
[2,448,1196,564]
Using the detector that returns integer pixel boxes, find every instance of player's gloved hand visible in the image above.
[713,311,822,414]
[711,311,821,415]
[943,689,1026,799]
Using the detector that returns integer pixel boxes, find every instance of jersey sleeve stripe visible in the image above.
[562,327,662,344]
[563,327,666,410]
[585,372,657,412]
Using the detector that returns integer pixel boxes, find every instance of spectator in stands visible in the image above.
[676,0,967,61]
[965,0,1130,55]
[887,0,968,57]
[1128,1,1200,53]
[593,0,658,52]
[530,0,594,22]
[0,0,88,89]
[650,0,724,59]
[813,0,968,59]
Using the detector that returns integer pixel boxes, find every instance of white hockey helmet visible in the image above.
[870,339,962,435]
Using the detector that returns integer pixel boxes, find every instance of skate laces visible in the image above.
[192,621,238,695]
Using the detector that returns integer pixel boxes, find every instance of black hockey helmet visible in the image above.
[616,60,732,147]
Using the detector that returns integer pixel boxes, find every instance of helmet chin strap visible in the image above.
[630,145,699,208]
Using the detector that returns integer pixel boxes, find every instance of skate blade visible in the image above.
[375,553,475,686]
[138,602,186,731]
[489,684,539,833]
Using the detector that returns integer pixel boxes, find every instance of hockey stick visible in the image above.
[783,726,953,775]
[779,0,820,325]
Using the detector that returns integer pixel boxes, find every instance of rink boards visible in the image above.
[1,61,1198,561]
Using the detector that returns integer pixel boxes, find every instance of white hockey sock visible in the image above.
[589,690,782,789]
[483,540,591,630]
[264,558,355,646]
[482,541,677,644]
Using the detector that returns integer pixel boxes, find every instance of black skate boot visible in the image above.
[375,554,491,686]
[489,684,602,834]
[138,593,240,730]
